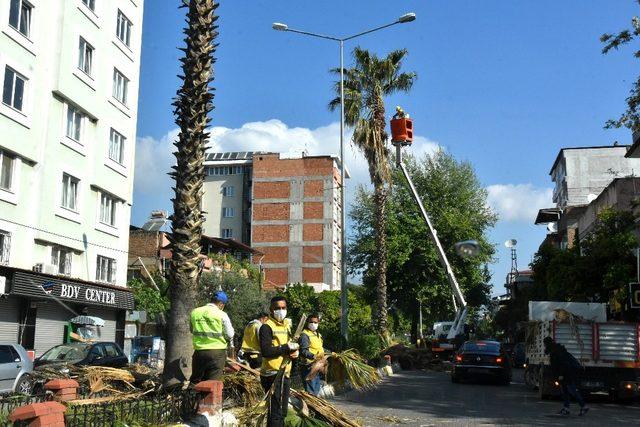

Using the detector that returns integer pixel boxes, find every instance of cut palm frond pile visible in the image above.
[291,390,361,427]
[223,371,262,407]
[82,366,136,395]
[382,344,440,370]
[285,409,331,427]
[235,400,268,427]
[326,350,381,391]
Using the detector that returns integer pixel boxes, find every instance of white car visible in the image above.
[0,343,33,395]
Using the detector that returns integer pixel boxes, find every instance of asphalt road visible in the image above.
[333,368,640,426]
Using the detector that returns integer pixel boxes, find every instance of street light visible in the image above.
[272,13,417,343]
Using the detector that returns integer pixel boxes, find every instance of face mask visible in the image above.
[308,322,318,332]
[273,309,287,321]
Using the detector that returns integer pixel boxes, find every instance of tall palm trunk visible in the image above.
[373,182,388,334]
[163,0,218,388]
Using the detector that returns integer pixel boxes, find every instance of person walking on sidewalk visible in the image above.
[543,336,589,416]
[298,314,325,396]
[190,291,235,382]
[259,296,299,427]
[240,311,269,369]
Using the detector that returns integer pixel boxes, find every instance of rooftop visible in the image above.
[549,144,631,175]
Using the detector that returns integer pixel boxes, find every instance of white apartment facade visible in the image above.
[0,0,142,352]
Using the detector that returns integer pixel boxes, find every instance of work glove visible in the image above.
[290,350,299,359]
[286,342,299,351]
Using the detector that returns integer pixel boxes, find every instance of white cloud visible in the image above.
[134,119,440,211]
[486,184,553,223]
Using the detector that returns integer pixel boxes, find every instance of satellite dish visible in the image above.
[587,193,597,203]
[547,222,558,233]
[504,239,517,248]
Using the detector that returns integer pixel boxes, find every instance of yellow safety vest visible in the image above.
[261,317,291,377]
[191,304,227,350]
[300,329,324,365]
[241,320,261,354]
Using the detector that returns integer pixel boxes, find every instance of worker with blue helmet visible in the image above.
[190,290,235,381]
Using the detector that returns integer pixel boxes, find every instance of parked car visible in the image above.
[34,342,128,370]
[451,340,512,385]
[0,343,34,395]
[511,342,526,368]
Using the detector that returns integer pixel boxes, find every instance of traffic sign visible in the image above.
[630,283,640,309]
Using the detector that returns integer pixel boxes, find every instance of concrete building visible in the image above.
[550,145,640,209]
[0,0,144,354]
[203,151,346,291]
[537,143,640,249]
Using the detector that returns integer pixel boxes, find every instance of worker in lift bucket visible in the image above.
[543,336,589,416]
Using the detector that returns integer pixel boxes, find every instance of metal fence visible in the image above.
[64,389,200,427]
[0,394,49,426]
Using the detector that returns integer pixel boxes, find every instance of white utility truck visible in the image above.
[524,301,640,400]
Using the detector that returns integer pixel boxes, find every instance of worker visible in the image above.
[298,314,325,396]
[190,291,235,382]
[240,311,269,369]
[544,337,589,416]
[259,296,299,427]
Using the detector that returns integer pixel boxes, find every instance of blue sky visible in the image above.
[133,0,637,294]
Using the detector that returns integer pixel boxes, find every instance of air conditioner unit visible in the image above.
[33,263,57,275]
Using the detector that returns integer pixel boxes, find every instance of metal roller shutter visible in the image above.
[34,303,72,357]
[88,308,117,343]
[0,297,20,343]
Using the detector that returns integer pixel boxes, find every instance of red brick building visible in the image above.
[202,152,346,291]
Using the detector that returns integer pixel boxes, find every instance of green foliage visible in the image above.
[601,9,640,131]
[349,150,497,338]
[127,273,170,319]
[279,284,381,358]
[531,208,637,303]
[199,271,272,336]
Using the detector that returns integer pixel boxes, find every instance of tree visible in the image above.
[350,151,496,341]
[329,48,417,336]
[163,0,218,387]
[601,5,640,132]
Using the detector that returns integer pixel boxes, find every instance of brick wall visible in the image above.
[252,225,290,243]
[253,203,290,220]
[304,180,324,197]
[129,230,159,258]
[303,202,324,219]
[302,267,323,283]
[264,268,288,286]
[303,223,323,241]
[261,246,289,264]
[303,246,323,264]
[253,154,334,179]
[253,181,290,199]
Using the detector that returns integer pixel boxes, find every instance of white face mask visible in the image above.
[273,309,287,321]
[307,322,319,332]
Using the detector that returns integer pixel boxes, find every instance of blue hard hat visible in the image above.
[213,291,228,304]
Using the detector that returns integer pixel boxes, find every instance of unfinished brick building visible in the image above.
[203,152,346,291]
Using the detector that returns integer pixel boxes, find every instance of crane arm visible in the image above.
[394,144,467,340]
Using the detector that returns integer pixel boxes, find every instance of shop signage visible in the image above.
[630,283,640,309]
[10,271,134,310]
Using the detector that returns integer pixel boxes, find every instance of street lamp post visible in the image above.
[273,13,416,342]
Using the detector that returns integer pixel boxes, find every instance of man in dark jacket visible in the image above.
[543,337,589,416]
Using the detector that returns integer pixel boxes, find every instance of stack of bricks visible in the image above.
[45,379,80,402]
[195,380,224,415]
[9,402,66,427]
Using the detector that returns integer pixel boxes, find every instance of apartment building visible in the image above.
[0,0,143,354]
[203,151,346,291]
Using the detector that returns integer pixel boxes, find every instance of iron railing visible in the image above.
[64,389,199,427]
[0,394,49,426]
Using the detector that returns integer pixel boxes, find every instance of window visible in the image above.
[99,192,117,226]
[51,246,72,275]
[96,255,117,283]
[9,0,32,38]
[222,228,233,239]
[222,186,235,197]
[0,151,15,191]
[108,129,125,164]
[61,173,79,211]
[0,345,14,364]
[222,207,234,218]
[112,69,128,105]
[81,0,95,11]
[104,343,120,357]
[2,67,26,111]
[116,10,132,47]
[66,105,84,141]
[78,37,94,76]
[0,231,11,264]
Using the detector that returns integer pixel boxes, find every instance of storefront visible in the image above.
[0,266,134,356]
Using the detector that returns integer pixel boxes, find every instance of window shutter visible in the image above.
[64,252,72,275]
[111,259,117,283]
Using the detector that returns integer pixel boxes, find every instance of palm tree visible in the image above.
[330,47,416,336]
[163,0,218,388]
